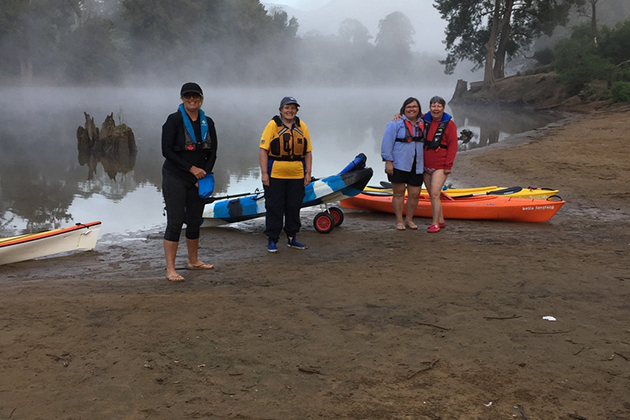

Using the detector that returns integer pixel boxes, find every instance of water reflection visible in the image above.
[0,87,565,237]
[450,103,564,151]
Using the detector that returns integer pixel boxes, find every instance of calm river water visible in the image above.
[0,86,562,239]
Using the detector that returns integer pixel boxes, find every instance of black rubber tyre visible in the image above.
[313,212,335,234]
[328,206,344,227]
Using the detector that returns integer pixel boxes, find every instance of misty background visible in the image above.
[0,0,482,86]
[3,0,623,238]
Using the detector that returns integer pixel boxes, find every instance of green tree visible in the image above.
[554,36,616,94]
[435,0,583,85]
[338,18,372,45]
[0,0,80,82]
[374,12,415,73]
[375,11,415,51]
[598,20,630,65]
[60,16,128,84]
[120,0,299,83]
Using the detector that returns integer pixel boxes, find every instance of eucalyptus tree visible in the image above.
[435,0,584,86]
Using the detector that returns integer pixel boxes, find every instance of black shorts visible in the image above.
[387,168,424,187]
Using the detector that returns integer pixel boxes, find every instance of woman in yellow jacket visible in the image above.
[259,96,313,253]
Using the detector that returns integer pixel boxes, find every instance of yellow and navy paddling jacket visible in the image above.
[260,116,312,179]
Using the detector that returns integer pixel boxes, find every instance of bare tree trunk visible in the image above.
[493,0,514,80]
[590,0,599,45]
[19,55,33,83]
[484,0,502,87]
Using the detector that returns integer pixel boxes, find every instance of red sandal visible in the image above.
[427,224,441,233]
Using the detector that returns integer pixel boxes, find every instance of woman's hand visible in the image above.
[385,161,394,175]
[261,173,270,186]
[303,174,311,186]
[189,165,206,179]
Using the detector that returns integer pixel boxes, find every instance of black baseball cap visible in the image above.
[180,82,203,97]
[280,96,300,107]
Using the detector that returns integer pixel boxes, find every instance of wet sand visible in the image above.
[1,104,629,419]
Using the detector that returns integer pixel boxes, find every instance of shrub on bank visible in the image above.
[611,81,630,103]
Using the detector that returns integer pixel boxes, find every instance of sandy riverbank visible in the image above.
[1,104,629,419]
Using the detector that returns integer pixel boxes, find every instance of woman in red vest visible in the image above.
[422,96,458,233]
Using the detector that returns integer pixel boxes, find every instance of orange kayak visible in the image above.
[340,193,565,223]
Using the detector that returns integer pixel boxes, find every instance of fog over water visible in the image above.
[0,85,562,238]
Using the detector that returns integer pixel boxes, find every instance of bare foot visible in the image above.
[187,261,214,270]
[166,271,185,282]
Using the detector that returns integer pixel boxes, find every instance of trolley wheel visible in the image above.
[313,212,335,234]
[328,206,345,227]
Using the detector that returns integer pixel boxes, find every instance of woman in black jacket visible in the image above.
[161,82,218,281]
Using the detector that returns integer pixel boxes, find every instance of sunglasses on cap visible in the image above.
[183,92,202,99]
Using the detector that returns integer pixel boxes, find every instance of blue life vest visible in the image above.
[174,104,212,151]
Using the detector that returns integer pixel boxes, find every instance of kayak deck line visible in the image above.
[0,222,102,248]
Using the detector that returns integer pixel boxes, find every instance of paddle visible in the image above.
[204,189,264,204]
[204,176,323,204]
[455,186,523,198]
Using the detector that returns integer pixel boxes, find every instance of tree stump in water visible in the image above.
[99,113,138,155]
[450,79,469,104]
[76,112,138,180]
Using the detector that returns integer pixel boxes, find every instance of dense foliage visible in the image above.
[549,20,630,99]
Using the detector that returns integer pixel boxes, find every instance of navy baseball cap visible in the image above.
[280,96,300,107]
[180,82,203,96]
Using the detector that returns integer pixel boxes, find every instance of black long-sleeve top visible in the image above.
[161,109,218,183]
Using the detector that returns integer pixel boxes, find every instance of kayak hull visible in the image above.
[0,221,101,265]
[202,167,373,227]
[340,194,565,223]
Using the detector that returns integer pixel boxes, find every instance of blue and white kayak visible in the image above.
[201,154,373,232]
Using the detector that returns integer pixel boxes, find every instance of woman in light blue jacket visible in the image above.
[380,97,424,230]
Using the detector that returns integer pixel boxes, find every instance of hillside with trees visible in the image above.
[1,0,628,101]
[0,0,459,87]
[443,0,630,107]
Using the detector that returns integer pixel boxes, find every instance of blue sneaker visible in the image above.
[287,236,308,250]
[267,238,278,253]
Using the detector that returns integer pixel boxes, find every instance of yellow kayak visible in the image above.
[364,184,560,200]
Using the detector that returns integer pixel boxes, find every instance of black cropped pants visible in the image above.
[264,177,305,242]
[162,169,204,242]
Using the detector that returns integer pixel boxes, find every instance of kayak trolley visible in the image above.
[313,204,344,234]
